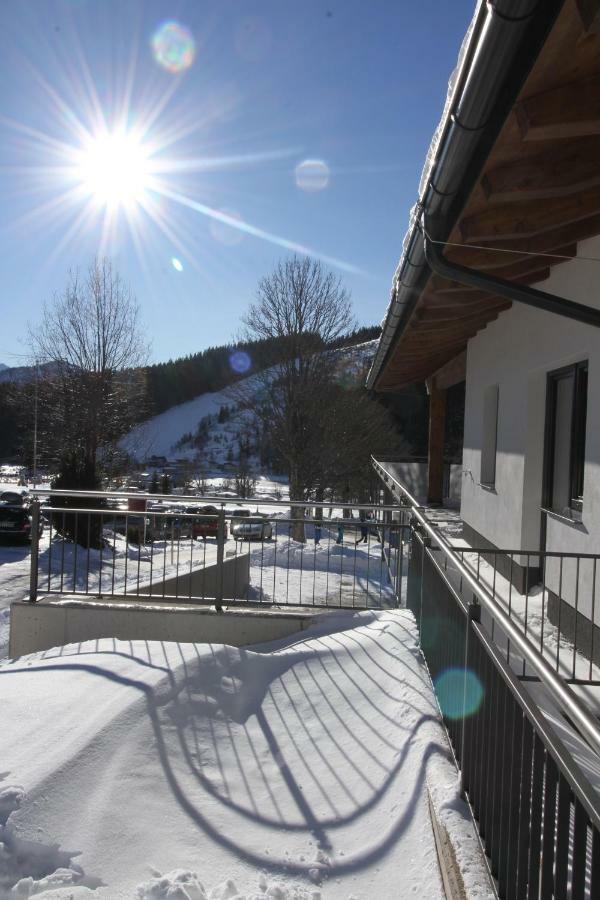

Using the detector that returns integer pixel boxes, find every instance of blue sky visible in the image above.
[0,0,475,365]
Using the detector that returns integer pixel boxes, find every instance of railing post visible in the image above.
[29,499,40,602]
[215,506,225,612]
[460,600,481,797]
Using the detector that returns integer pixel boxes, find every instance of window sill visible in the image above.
[541,507,584,526]
[479,482,497,493]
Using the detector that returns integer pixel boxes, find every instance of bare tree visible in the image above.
[238,256,355,540]
[28,260,148,542]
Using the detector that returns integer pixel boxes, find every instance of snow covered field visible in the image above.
[0,609,491,899]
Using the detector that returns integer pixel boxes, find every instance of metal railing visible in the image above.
[373,456,600,898]
[448,545,600,684]
[27,490,410,611]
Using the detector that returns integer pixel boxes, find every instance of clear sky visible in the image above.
[0,0,476,365]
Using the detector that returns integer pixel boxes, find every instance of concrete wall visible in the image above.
[138,550,250,601]
[9,598,316,658]
[460,236,600,620]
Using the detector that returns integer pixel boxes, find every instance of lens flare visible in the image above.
[151,21,196,74]
[434,668,483,721]
[209,208,244,245]
[76,131,150,209]
[295,159,330,192]
[171,256,183,272]
[229,350,252,374]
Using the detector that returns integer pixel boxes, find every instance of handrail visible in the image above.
[372,456,600,758]
[33,488,402,512]
[38,504,409,527]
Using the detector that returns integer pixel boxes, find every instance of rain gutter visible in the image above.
[366,0,567,390]
[423,224,600,328]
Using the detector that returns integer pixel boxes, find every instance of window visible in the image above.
[480,384,499,486]
[544,361,588,518]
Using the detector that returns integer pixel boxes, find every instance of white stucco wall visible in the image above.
[460,236,600,618]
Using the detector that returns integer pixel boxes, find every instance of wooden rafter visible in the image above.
[576,0,600,32]
[451,213,600,252]
[445,242,577,271]
[431,264,552,295]
[415,301,509,325]
[515,74,600,141]
[481,139,600,202]
[460,186,600,242]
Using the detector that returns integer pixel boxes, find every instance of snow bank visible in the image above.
[0,611,492,898]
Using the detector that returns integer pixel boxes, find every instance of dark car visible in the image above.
[0,503,43,543]
[0,490,29,506]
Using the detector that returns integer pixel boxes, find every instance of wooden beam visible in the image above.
[460,185,600,242]
[515,74,600,141]
[433,352,466,390]
[416,301,509,323]
[575,0,600,33]
[481,139,600,202]
[520,268,551,285]
[432,264,553,294]
[427,381,446,504]
[445,243,577,271]
[413,310,504,332]
[425,287,490,305]
[451,212,600,252]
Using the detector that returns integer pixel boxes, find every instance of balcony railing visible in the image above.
[27,491,409,611]
[372,456,600,898]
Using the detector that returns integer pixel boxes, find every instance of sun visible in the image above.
[76,131,151,209]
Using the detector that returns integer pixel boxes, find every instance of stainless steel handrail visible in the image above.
[372,455,600,758]
[34,489,402,512]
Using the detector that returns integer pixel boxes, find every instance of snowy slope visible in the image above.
[0,610,491,899]
[121,341,377,463]
[121,383,242,461]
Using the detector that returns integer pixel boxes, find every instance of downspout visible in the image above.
[422,223,600,328]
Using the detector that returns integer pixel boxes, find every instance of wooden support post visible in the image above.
[427,378,447,506]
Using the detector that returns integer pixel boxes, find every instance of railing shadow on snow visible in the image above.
[0,613,451,887]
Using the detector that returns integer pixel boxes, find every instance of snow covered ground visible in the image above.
[0,609,491,899]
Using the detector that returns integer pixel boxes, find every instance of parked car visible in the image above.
[0,490,29,506]
[232,515,273,541]
[0,502,43,543]
[229,508,251,534]
[185,505,227,541]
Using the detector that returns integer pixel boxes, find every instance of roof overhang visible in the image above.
[368,0,600,393]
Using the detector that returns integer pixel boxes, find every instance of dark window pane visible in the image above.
[551,373,574,513]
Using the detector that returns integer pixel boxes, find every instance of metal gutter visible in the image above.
[423,225,600,328]
[366,0,567,390]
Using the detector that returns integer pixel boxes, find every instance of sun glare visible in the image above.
[76,132,150,209]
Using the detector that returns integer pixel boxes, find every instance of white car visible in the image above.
[231,516,273,541]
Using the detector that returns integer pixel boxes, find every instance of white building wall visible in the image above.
[460,236,600,619]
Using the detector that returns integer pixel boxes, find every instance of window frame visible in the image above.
[480,383,499,488]
[543,360,588,519]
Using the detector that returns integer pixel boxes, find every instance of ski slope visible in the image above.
[120,342,377,463]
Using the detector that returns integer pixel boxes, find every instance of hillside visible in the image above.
[122,340,378,465]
